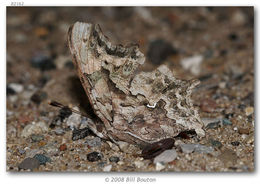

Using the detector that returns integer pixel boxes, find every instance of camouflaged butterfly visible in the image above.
[68,22,205,145]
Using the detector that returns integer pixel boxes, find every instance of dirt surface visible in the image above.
[6,7,254,172]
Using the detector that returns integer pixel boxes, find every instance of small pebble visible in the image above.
[134,161,145,169]
[228,33,238,41]
[65,61,74,69]
[34,27,49,38]
[21,121,48,138]
[54,127,65,135]
[147,39,177,65]
[206,121,221,130]
[200,98,217,113]
[85,137,102,147]
[25,149,44,158]
[42,144,59,156]
[18,149,26,155]
[222,118,232,126]
[87,152,103,162]
[30,90,48,104]
[218,82,226,89]
[245,133,254,144]
[59,144,67,151]
[72,127,91,141]
[210,139,222,148]
[155,162,165,171]
[109,156,120,163]
[231,141,240,146]
[245,107,254,116]
[31,134,44,142]
[33,154,51,165]
[38,74,51,87]
[103,165,112,172]
[180,144,196,153]
[153,149,177,164]
[97,161,106,168]
[18,157,40,170]
[202,118,222,127]
[238,128,250,135]
[54,55,71,69]
[8,83,24,94]
[194,144,214,154]
[181,55,203,76]
[117,141,130,152]
[30,54,56,71]
[7,85,16,95]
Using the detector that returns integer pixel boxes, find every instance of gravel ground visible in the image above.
[6,7,254,172]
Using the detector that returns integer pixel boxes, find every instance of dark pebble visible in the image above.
[38,74,51,87]
[31,134,44,142]
[97,161,106,168]
[242,92,254,106]
[203,49,214,59]
[219,49,228,56]
[30,54,56,71]
[222,118,232,126]
[109,156,120,163]
[198,74,213,82]
[87,152,103,162]
[238,104,246,110]
[209,139,222,148]
[147,39,178,65]
[228,33,238,41]
[18,157,40,170]
[33,154,51,165]
[206,121,221,130]
[7,85,16,95]
[18,149,26,155]
[231,141,240,146]
[72,127,91,141]
[64,60,74,69]
[30,90,48,104]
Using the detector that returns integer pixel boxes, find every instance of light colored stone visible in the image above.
[154,149,177,164]
[245,107,254,116]
[117,141,130,152]
[180,144,196,153]
[103,164,112,172]
[8,83,24,93]
[86,137,102,147]
[181,144,214,154]
[194,144,214,154]
[54,127,65,135]
[155,162,165,171]
[134,161,145,168]
[54,55,71,69]
[181,55,204,76]
[26,149,44,158]
[21,121,48,138]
